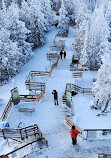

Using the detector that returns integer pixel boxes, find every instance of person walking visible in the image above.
[60,50,63,59]
[52,90,58,105]
[64,51,66,59]
[70,125,80,145]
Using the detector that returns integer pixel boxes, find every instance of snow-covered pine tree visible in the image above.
[51,0,61,11]
[57,0,69,35]
[0,27,20,83]
[92,52,111,112]
[39,0,53,32]
[75,11,91,61]
[80,4,109,65]
[21,0,46,48]
[6,2,33,64]
[19,0,30,27]
[63,0,76,22]
[91,2,111,112]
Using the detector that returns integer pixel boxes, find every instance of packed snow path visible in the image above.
[1,27,111,157]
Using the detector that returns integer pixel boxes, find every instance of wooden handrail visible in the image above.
[98,153,111,158]
[1,89,45,121]
[1,98,13,121]
[70,64,101,71]
[0,124,48,157]
[25,82,46,91]
[65,116,82,137]
[65,83,92,95]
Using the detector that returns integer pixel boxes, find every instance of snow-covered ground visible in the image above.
[0,26,111,157]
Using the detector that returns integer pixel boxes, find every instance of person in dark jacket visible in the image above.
[70,125,80,145]
[64,51,66,59]
[60,50,63,59]
[52,90,58,105]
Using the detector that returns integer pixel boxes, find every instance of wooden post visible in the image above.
[20,129,24,140]
[2,129,6,139]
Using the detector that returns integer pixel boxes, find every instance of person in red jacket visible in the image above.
[70,125,80,145]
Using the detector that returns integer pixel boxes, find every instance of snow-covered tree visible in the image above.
[79,5,110,65]
[39,0,53,32]
[6,2,33,63]
[75,11,91,60]
[58,0,69,34]
[92,52,111,112]
[20,0,46,48]
[0,28,20,83]
[51,0,61,11]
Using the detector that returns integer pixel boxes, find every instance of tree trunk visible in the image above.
[102,95,111,113]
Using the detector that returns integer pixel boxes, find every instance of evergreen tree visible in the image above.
[58,0,69,34]
[0,28,20,83]
[39,0,53,32]
[92,53,111,112]
[6,2,33,63]
[80,5,110,65]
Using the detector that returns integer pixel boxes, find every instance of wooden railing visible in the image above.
[29,56,59,79]
[98,153,111,158]
[53,36,65,50]
[0,124,48,143]
[84,129,111,140]
[1,88,45,121]
[20,93,44,102]
[30,71,50,78]
[70,64,101,71]
[82,65,101,71]
[1,98,12,121]
[47,53,59,61]
[62,83,92,104]
[71,84,92,94]
[48,45,63,52]
[72,72,83,78]
[25,82,46,91]
[0,124,39,140]
[65,116,82,137]
[0,124,48,158]
[66,83,92,94]
[56,28,69,37]
[0,138,43,158]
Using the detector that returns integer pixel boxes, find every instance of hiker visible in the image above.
[64,51,66,59]
[70,125,80,145]
[60,50,63,59]
[52,90,58,105]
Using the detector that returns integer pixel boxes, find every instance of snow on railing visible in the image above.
[28,55,60,79]
[70,64,101,71]
[98,153,111,158]
[0,125,48,158]
[83,129,111,140]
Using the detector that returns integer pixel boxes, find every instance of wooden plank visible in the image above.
[18,108,35,113]
[65,116,82,134]
[37,125,48,146]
